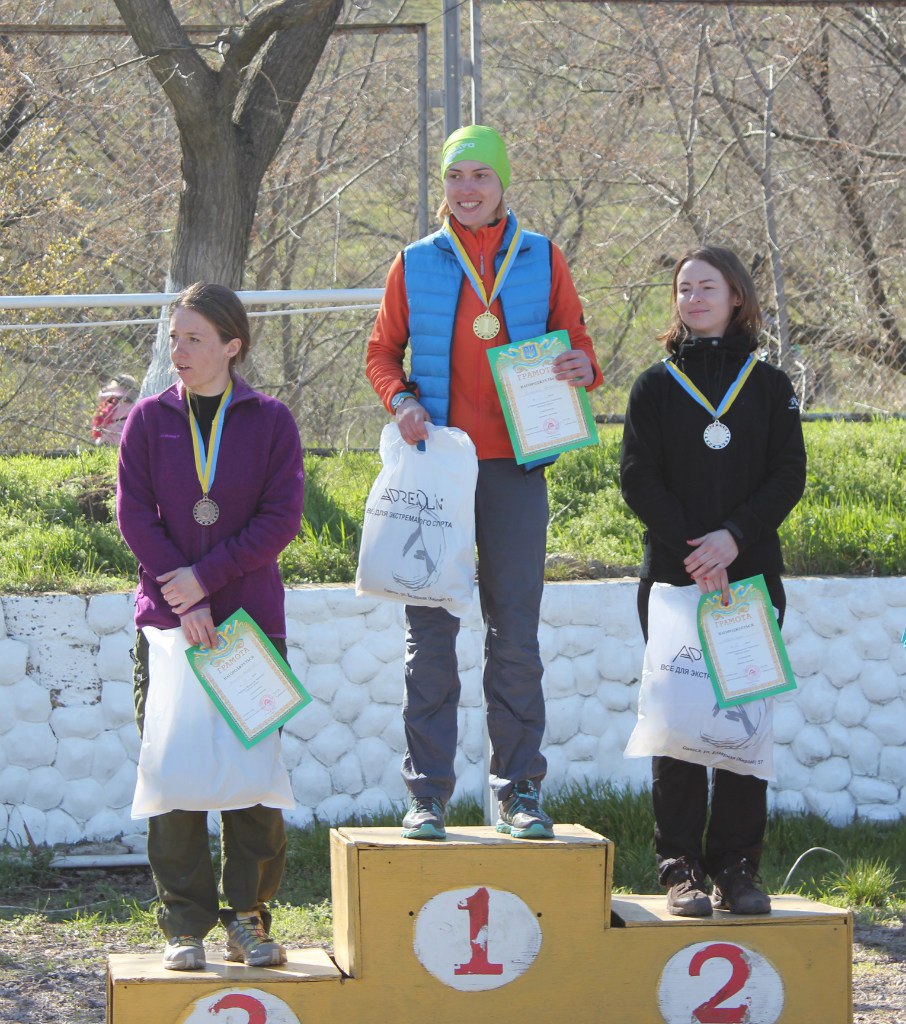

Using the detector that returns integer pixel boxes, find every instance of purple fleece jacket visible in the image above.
[116,376,304,637]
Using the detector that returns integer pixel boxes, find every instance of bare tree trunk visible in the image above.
[707,16,797,371]
[113,0,343,395]
[809,21,906,371]
[636,9,711,243]
[759,67,792,373]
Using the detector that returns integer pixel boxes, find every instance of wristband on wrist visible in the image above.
[391,391,415,412]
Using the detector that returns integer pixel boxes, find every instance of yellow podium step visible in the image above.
[330,823,613,980]
[106,948,342,1023]
[107,824,852,1024]
[609,894,853,1023]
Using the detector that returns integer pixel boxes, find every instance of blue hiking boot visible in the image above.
[401,796,446,840]
[496,780,554,839]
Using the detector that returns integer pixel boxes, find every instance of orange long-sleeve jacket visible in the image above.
[366,215,602,460]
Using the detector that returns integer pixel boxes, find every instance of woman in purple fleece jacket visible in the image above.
[117,283,303,972]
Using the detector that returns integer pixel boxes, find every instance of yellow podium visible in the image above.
[107,823,852,1024]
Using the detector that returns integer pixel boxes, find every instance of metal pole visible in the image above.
[470,0,483,125]
[417,24,429,237]
[442,0,462,136]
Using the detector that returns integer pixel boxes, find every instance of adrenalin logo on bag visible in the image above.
[671,645,703,663]
[663,645,709,679]
[380,486,445,512]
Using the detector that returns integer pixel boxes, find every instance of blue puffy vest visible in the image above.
[403,215,552,430]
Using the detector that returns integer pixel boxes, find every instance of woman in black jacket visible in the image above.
[620,245,806,917]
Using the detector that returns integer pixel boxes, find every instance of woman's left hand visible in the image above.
[692,566,731,604]
[553,349,594,387]
[180,607,219,649]
[157,566,205,615]
[684,529,739,606]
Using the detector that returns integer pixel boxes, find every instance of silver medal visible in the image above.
[703,421,731,450]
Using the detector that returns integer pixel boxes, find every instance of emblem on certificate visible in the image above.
[697,575,797,708]
[487,330,598,465]
[703,421,731,450]
[473,310,501,340]
[192,496,220,526]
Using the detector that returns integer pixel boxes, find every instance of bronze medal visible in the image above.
[193,496,220,526]
[473,310,501,341]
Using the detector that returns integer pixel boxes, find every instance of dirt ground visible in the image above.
[0,869,903,1023]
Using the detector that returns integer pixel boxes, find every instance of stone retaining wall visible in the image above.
[1,578,904,852]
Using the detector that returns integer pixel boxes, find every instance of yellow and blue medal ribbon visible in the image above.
[443,215,523,337]
[663,353,756,449]
[187,378,233,523]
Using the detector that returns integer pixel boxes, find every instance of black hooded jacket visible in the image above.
[620,332,806,584]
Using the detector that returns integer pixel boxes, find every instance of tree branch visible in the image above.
[113,0,216,123]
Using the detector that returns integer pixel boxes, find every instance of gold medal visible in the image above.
[193,496,220,526]
[444,216,523,344]
[473,310,501,341]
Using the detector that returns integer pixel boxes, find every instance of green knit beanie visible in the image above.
[440,125,510,190]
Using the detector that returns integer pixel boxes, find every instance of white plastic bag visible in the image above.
[624,583,774,779]
[356,422,478,618]
[131,626,294,818]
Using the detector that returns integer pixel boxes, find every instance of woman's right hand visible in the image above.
[395,397,431,444]
[157,566,205,614]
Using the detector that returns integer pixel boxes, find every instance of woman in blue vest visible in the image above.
[367,125,602,840]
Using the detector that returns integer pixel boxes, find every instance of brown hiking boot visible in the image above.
[711,858,772,915]
[664,857,712,917]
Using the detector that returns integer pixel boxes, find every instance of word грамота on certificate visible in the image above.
[697,575,797,708]
[487,330,598,465]
[186,608,311,748]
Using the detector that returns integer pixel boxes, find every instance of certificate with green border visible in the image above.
[697,575,797,708]
[487,330,599,465]
[185,608,311,748]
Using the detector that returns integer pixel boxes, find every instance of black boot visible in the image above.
[663,857,712,918]
[711,858,772,915]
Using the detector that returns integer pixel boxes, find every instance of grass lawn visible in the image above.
[1,419,905,593]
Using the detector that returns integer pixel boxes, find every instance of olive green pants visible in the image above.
[133,629,288,939]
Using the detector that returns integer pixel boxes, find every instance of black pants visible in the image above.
[637,576,785,883]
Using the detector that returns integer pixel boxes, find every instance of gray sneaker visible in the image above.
[401,796,446,840]
[496,780,554,839]
[224,916,287,966]
[162,935,206,971]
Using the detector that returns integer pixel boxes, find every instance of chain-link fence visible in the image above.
[3,2,906,454]
[0,291,387,452]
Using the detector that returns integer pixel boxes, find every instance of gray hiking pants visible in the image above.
[402,458,549,804]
